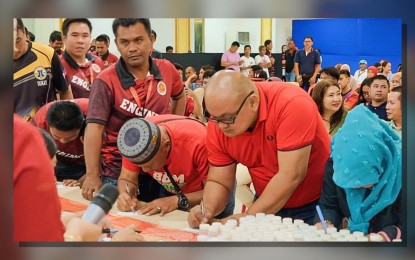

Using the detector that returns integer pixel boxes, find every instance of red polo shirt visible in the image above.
[86,58,184,178]
[14,115,65,241]
[206,81,331,208]
[32,98,88,166]
[123,115,208,194]
[60,51,106,98]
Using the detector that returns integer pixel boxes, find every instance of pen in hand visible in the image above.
[125,183,136,213]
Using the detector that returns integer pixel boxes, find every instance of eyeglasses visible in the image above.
[209,90,254,124]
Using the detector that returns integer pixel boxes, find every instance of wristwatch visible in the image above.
[177,194,190,211]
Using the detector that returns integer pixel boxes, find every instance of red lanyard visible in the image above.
[129,79,154,110]
[78,64,95,85]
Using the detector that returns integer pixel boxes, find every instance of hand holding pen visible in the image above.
[125,183,136,213]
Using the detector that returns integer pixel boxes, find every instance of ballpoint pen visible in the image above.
[316,205,328,232]
[125,183,136,213]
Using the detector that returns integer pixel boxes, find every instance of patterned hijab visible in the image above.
[331,104,401,234]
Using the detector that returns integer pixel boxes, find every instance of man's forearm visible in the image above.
[171,91,186,115]
[83,124,104,177]
[60,85,74,100]
[246,170,304,215]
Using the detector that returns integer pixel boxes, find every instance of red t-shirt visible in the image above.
[86,58,184,178]
[206,82,331,208]
[60,51,106,98]
[343,89,359,110]
[14,115,65,241]
[32,98,88,166]
[122,115,208,194]
[184,95,195,117]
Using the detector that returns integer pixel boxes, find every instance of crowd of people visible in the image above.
[13,18,403,242]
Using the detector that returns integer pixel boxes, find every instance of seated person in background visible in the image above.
[311,80,347,136]
[339,64,358,91]
[314,105,402,242]
[308,67,340,95]
[338,69,359,111]
[116,115,234,218]
[185,66,201,91]
[193,69,216,123]
[31,99,88,186]
[386,86,402,138]
[367,74,390,121]
[367,66,378,78]
[357,77,373,106]
[187,71,331,227]
[390,72,402,90]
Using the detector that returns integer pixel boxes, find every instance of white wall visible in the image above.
[24,18,294,55]
[22,18,60,46]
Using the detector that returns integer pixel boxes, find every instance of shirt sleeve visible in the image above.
[206,122,235,166]
[14,116,65,241]
[86,78,114,125]
[193,141,209,183]
[168,62,184,98]
[314,51,321,65]
[51,52,69,92]
[294,51,300,63]
[275,95,317,151]
[122,156,140,173]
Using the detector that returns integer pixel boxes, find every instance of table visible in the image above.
[57,185,197,241]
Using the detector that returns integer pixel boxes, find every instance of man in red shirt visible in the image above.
[82,19,186,201]
[188,71,331,227]
[32,99,88,185]
[60,18,106,98]
[95,34,119,68]
[115,115,234,218]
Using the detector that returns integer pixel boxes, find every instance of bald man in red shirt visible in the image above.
[188,71,331,227]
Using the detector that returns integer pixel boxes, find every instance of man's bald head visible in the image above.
[205,70,260,137]
[205,70,255,102]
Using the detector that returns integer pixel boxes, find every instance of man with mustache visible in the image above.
[82,18,186,200]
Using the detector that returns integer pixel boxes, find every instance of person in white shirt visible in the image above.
[240,45,255,77]
[353,59,368,84]
[255,45,271,78]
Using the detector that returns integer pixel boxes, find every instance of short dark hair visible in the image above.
[251,65,263,73]
[49,30,62,42]
[390,85,402,102]
[96,34,110,44]
[320,67,340,81]
[339,69,351,78]
[151,29,157,39]
[46,101,84,131]
[231,41,240,47]
[112,18,151,38]
[264,39,272,47]
[27,31,35,41]
[203,69,216,79]
[304,36,314,42]
[166,46,173,52]
[374,62,382,67]
[370,74,390,88]
[244,45,251,50]
[38,128,57,159]
[62,18,92,36]
[201,65,215,71]
[16,18,25,32]
[173,62,184,72]
[258,45,265,52]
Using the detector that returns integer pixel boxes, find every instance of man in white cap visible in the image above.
[353,59,368,84]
